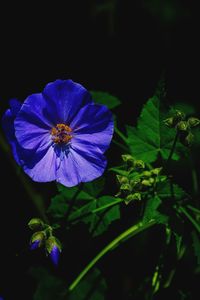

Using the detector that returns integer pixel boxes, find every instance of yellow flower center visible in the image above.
[51,124,72,144]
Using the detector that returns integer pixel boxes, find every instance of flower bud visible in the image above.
[176,121,188,132]
[30,231,46,250]
[184,132,194,146]
[116,175,129,185]
[141,179,152,187]
[126,192,141,203]
[121,154,134,163]
[28,218,44,230]
[134,160,145,169]
[174,110,185,122]
[120,183,132,191]
[45,236,62,266]
[163,117,174,128]
[151,167,162,175]
[187,117,200,128]
[142,171,152,177]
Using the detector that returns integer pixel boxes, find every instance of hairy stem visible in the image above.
[68,219,156,292]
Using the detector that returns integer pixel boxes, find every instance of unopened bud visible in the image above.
[141,179,152,187]
[151,167,162,175]
[116,175,129,185]
[28,218,44,230]
[176,121,188,132]
[45,236,62,266]
[142,171,152,177]
[174,110,185,122]
[184,132,194,146]
[121,154,134,163]
[30,231,46,249]
[125,192,141,204]
[187,117,200,128]
[163,117,174,128]
[120,183,132,191]
[134,160,145,169]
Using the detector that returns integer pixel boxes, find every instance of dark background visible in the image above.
[0,1,200,299]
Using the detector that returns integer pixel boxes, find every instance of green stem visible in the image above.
[166,132,179,167]
[114,126,128,144]
[0,131,49,223]
[68,219,156,292]
[178,206,200,233]
[69,198,123,223]
[112,139,129,152]
[187,205,200,215]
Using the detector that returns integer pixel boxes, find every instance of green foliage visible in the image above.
[48,178,120,237]
[143,196,168,224]
[126,96,183,163]
[157,180,186,200]
[68,195,120,237]
[68,268,107,300]
[90,91,121,109]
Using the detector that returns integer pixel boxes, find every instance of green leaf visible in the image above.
[90,91,121,109]
[126,96,183,163]
[157,180,186,200]
[30,267,65,300]
[48,178,105,219]
[48,178,120,236]
[192,231,200,266]
[69,268,107,300]
[143,196,168,224]
[69,196,120,237]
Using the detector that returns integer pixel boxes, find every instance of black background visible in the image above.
[0,1,200,299]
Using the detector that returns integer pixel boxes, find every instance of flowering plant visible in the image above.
[1,79,200,299]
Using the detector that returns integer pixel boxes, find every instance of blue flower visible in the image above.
[2,80,114,187]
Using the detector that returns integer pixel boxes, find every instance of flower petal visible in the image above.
[23,146,57,182]
[43,79,92,124]
[30,240,40,250]
[70,103,114,152]
[57,144,107,187]
[2,100,22,165]
[14,93,53,151]
[50,246,60,266]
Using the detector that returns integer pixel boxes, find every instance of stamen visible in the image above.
[51,123,72,144]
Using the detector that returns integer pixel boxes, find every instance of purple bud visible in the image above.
[30,240,40,250]
[49,245,60,266]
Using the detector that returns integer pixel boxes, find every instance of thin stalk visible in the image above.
[114,126,128,144]
[112,139,129,152]
[166,132,179,167]
[68,219,156,292]
[178,206,200,233]
[187,205,200,215]
[69,198,123,223]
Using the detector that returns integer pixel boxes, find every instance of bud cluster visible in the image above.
[164,110,200,146]
[28,218,62,266]
[116,155,165,204]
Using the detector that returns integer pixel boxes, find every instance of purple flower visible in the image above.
[30,231,46,250]
[49,245,60,266]
[2,80,114,187]
[45,236,61,266]
[30,240,40,250]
